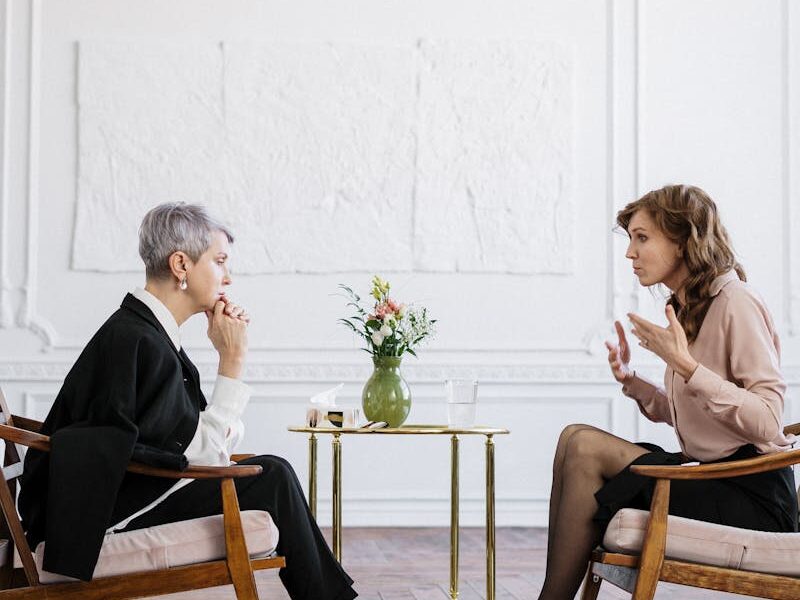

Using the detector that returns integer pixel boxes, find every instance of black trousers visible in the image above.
[121,455,357,600]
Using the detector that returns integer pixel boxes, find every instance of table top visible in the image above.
[288,424,509,435]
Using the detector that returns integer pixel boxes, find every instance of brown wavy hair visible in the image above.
[616,184,746,343]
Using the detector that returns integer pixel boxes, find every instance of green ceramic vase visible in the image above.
[361,356,411,427]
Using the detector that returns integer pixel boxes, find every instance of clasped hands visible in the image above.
[605,304,699,383]
[206,296,249,379]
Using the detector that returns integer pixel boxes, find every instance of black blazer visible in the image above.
[19,294,207,581]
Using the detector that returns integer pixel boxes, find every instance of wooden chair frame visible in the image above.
[0,394,285,600]
[582,423,800,600]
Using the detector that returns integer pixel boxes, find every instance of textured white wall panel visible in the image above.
[414,40,574,273]
[222,42,417,273]
[73,39,573,275]
[74,43,227,270]
[74,41,417,273]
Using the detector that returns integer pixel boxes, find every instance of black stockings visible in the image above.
[538,425,648,600]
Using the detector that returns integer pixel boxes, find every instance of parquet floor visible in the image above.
[151,527,761,599]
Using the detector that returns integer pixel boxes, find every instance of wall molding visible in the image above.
[0,361,635,383]
[8,359,800,384]
[787,0,800,335]
[19,0,56,347]
[36,338,598,354]
[0,0,11,328]
[0,0,55,344]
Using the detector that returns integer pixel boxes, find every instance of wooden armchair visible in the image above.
[0,390,284,600]
[582,423,800,600]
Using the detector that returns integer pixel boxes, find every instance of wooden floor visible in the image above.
[151,527,761,600]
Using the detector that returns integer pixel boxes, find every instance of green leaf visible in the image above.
[365,319,381,330]
[338,284,361,302]
[338,318,357,330]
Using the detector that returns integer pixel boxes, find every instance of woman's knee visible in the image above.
[564,428,608,463]
[565,429,648,477]
[247,454,298,480]
[557,424,598,452]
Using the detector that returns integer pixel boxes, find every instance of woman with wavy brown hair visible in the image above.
[538,184,797,600]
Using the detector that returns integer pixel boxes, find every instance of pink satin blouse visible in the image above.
[622,270,795,462]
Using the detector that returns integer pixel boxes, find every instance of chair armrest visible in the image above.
[0,423,49,451]
[127,462,263,479]
[631,447,800,480]
[0,424,263,479]
[784,422,800,436]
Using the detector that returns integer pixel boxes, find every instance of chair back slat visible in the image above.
[0,394,22,470]
[10,415,43,433]
[0,387,40,585]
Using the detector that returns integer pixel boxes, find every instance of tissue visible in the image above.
[307,384,342,427]
[306,384,360,428]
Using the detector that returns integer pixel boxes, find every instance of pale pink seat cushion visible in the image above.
[34,510,279,584]
[604,508,800,577]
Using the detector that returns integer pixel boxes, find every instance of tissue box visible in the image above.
[306,407,360,428]
[325,408,361,428]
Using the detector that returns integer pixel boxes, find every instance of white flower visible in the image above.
[379,324,392,337]
[371,331,385,346]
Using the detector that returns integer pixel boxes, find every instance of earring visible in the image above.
[179,277,188,291]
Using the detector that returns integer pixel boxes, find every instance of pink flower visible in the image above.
[374,301,396,320]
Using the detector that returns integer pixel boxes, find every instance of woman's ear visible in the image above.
[168,251,190,280]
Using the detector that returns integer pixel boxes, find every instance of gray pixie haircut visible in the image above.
[139,202,234,280]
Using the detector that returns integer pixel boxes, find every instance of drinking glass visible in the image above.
[445,379,478,428]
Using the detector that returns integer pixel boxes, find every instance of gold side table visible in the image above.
[288,425,510,600]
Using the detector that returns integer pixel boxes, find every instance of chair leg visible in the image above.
[631,479,670,600]
[221,478,260,600]
[580,563,602,600]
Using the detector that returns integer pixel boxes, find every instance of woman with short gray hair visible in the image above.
[20,202,358,600]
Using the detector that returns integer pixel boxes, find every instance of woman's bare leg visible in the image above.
[539,428,649,600]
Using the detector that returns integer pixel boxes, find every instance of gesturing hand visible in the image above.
[206,300,249,379]
[605,320,634,384]
[628,304,699,381]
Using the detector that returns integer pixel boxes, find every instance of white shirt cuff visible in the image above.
[210,375,250,422]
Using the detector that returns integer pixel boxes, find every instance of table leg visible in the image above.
[332,433,342,561]
[450,434,460,600]
[308,433,317,518]
[486,434,496,600]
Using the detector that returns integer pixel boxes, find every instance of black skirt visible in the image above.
[594,443,798,534]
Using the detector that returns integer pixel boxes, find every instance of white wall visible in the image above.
[1,0,799,526]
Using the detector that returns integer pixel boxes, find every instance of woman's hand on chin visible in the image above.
[628,305,699,381]
[206,300,248,379]
[216,294,250,323]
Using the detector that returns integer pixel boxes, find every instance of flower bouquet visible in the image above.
[339,276,435,426]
